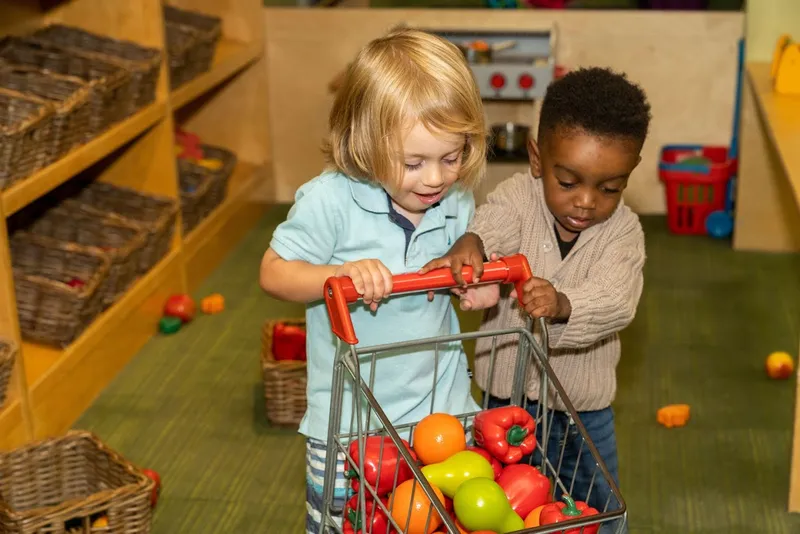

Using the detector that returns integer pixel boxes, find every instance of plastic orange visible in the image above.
[389,479,445,534]
[413,413,467,465]
[524,504,547,527]
[201,293,225,314]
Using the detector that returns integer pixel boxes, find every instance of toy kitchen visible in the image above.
[429,25,560,204]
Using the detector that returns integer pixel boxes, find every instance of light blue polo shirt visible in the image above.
[270,171,480,441]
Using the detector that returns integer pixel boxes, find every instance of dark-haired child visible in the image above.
[422,67,651,531]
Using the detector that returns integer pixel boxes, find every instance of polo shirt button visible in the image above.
[543,242,553,252]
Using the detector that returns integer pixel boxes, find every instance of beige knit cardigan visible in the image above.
[469,171,646,411]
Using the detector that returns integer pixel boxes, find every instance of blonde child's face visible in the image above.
[389,122,465,221]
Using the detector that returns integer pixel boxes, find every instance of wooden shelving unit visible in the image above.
[0,0,271,450]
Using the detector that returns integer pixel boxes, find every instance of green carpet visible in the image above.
[74,207,800,533]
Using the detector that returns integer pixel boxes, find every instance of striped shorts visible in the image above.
[306,438,351,534]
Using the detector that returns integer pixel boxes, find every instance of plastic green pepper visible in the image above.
[420,450,495,498]
[453,477,525,533]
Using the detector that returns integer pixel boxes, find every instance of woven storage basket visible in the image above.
[32,24,161,117]
[177,144,238,232]
[10,232,110,347]
[0,431,153,534]
[24,205,147,309]
[178,163,215,235]
[261,319,307,426]
[0,88,54,192]
[69,182,178,276]
[0,36,132,136]
[164,5,222,89]
[0,340,15,410]
[0,64,91,163]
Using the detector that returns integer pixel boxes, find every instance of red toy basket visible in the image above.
[658,145,734,235]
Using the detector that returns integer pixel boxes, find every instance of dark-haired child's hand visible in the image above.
[511,277,572,321]
[418,232,486,287]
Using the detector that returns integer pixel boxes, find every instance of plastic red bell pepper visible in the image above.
[496,463,551,519]
[343,495,392,534]
[473,406,536,464]
[344,436,417,496]
[272,322,307,362]
[539,495,600,534]
[466,446,503,479]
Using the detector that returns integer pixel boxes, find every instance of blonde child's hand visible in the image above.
[335,259,393,312]
[452,283,500,311]
[511,277,572,321]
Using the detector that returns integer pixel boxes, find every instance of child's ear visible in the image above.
[527,137,542,177]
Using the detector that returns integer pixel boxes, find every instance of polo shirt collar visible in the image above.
[348,177,461,218]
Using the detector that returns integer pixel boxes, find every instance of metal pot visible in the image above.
[491,122,530,153]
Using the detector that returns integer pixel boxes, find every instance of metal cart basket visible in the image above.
[319,254,626,534]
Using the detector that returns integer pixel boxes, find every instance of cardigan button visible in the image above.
[543,241,553,252]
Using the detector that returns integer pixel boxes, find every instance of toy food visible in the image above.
[272,321,307,361]
[656,404,690,428]
[466,445,503,479]
[389,479,445,534]
[201,293,225,314]
[539,495,599,534]
[197,158,223,171]
[420,450,495,498]
[163,294,195,323]
[523,504,548,528]
[473,406,536,464]
[766,351,795,380]
[452,477,524,533]
[344,436,416,496]
[91,515,108,528]
[413,413,467,465]
[343,495,392,534]
[496,463,551,519]
[158,316,182,335]
[66,277,85,289]
[141,468,161,508]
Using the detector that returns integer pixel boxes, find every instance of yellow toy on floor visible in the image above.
[771,34,800,95]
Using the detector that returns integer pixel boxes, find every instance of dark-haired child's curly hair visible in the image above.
[539,67,652,147]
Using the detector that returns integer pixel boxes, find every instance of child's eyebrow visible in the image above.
[554,164,629,183]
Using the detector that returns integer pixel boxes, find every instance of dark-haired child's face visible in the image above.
[528,128,641,241]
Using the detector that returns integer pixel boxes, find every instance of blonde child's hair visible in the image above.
[323,27,487,191]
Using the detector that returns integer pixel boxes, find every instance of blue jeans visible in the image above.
[487,396,627,533]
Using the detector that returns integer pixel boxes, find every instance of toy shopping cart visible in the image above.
[319,254,626,534]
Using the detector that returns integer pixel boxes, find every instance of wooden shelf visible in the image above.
[0,393,26,450]
[23,247,184,439]
[747,62,800,209]
[183,162,268,290]
[171,39,262,110]
[1,102,168,217]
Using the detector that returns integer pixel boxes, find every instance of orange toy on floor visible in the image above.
[657,404,690,428]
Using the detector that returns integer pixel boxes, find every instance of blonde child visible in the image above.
[259,28,487,534]
[422,67,651,533]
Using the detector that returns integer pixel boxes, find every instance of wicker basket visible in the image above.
[261,319,307,426]
[10,232,110,347]
[69,182,178,276]
[23,205,147,309]
[0,64,91,164]
[177,144,237,233]
[0,340,15,410]
[178,163,215,236]
[164,5,222,89]
[0,431,153,534]
[32,24,161,117]
[0,36,132,136]
[0,88,54,192]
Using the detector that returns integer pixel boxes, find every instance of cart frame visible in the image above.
[317,254,627,534]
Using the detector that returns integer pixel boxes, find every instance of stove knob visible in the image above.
[490,73,505,90]
[519,73,535,90]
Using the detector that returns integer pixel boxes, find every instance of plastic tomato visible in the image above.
[389,479,445,534]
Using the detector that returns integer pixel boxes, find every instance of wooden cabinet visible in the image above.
[0,0,270,449]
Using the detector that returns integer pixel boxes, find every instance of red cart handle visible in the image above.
[324,253,532,344]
